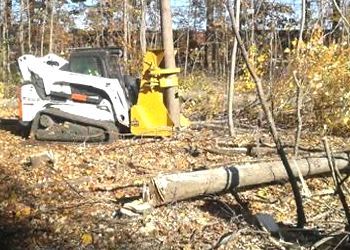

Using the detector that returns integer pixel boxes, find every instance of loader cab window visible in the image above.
[69,56,103,77]
[108,54,124,79]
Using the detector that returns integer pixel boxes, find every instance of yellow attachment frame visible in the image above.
[130,50,180,136]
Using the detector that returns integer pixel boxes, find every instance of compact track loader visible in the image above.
[17,48,184,142]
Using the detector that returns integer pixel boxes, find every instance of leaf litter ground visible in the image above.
[1,102,350,249]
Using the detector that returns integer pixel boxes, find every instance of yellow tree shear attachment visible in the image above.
[130,50,181,136]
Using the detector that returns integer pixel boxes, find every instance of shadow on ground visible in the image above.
[0,118,28,137]
[0,162,52,249]
[199,196,350,249]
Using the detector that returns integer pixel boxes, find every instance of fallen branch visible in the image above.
[216,139,350,154]
[205,145,330,157]
[205,147,251,156]
[33,176,92,189]
[90,183,142,192]
[212,230,240,249]
[206,146,290,157]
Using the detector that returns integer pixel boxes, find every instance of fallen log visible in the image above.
[146,154,350,206]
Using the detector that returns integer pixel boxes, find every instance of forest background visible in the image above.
[1,0,350,134]
[2,1,350,247]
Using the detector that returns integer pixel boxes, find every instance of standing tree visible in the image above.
[297,0,306,54]
[123,0,128,64]
[206,0,214,73]
[140,0,147,54]
[227,0,241,136]
[19,0,25,54]
[1,0,12,84]
[160,0,180,127]
[227,3,306,228]
[49,0,56,52]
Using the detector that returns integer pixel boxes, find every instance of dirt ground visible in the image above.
[1,100,350,249]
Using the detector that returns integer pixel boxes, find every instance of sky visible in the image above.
[81,0,189,8]
[171,0,189,7]
[68,0,321,30]
[70,0,191,29]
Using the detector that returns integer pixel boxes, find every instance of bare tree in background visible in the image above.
[297,0,306,54]
[227,0,241,136]
[206,0,214,73]
[49,0,56,53]
[184,4,192,77]
[19,0,25,54]
[123,0,128,64]
[140,0,147,54]
[332,0,341,40]
[40,2,48,56]
[27,0,32,53]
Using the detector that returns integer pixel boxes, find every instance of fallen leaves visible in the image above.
[81,233,93,246]
[1,101,350,249]
[15,205,31,219]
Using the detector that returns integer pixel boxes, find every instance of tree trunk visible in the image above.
[147,154,350,206]
[184,23,190,77]
[294,74,303,156]
[99,1,105,47]
[305,0,311,32]
[227,0,241,136]
[206,0,214,72]
[19,0,25,54]
[214,31,220,75]
[48,0,55,53]
[1,2,6,83]
[249,0,255,46]
[332,0,341,40]
[40,3,48,56]
[160,0,180,127]
[27,0,32,53]
[123,0,128,65]
[297,0,306,54]
[5,0,12,29]
[140,0,147,54]
[2,0,11,84]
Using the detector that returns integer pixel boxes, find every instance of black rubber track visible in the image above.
[30,108,119,143]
